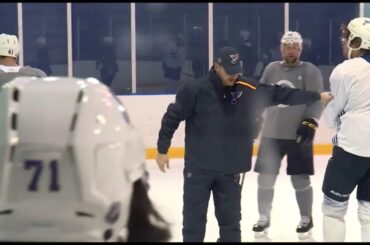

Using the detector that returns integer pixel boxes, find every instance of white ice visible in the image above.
[146,155,362,242]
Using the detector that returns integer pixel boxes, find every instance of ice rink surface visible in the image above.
[146,155,362,242]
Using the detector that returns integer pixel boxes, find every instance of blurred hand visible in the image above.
[156,153,170,173]
[252,116,263,139]
[320,92,334,104]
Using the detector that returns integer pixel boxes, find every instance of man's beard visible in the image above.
[284,56,299,66]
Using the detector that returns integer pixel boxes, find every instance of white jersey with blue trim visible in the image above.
[324,55,370,157]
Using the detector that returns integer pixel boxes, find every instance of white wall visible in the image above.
[119,95,185,149]
[119,95,335,149]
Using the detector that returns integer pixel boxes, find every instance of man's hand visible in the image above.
[156,153,170,173]
[320,92,333,104]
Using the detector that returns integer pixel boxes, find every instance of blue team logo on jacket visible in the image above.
[230,91,243,105]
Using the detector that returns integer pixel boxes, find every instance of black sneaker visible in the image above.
[296,216,313,233]
[252,216,270,232]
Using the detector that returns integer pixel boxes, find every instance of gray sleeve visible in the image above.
[20,67,47,77]
[35,69,47,77]
[30,68,47,77]
[304,63,324,120]
[0,67,46,87]
[258,62,273,85]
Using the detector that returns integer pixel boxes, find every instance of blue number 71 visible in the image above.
[24,160,60,192]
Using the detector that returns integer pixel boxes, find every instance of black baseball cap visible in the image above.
[215,46,243,75]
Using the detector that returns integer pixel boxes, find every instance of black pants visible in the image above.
[100,70,116,87]
[322,146,370,202]
[254,137,314,175]
[182,166,242,242]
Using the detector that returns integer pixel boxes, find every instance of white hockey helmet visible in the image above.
[0,77,146,241]
[281,31,303,48]
[347,17,370,50]
[0,33,20,58]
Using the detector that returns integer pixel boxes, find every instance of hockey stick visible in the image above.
[240,172,246,189]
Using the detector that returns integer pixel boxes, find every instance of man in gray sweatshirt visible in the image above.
[252,31,324,240]
[0,33,46,87]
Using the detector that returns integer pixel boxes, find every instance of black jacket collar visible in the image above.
[208,67,225,94]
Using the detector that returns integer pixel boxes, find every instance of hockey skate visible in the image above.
[296,216,313,240]
[252,216,270,240]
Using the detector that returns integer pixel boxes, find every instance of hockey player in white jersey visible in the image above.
[0,77,171,242]
[322,17,370,242]
[252,31,324,240]
[0,33,46,86]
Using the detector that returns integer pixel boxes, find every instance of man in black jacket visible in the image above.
[156,46,332,242]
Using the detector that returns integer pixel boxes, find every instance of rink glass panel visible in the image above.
[213,3,284,83]
[135,3,208,94]
[22,3,68,76]
[0,4,17,35]
[72,3,132,95]
[289,3,358,90]
[9,3,364,95]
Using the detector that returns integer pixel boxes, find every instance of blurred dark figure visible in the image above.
[215,38,230,52]
[188,26,208,79]
[253,53,270,82]
[269,32,283,63]
[339,23,349,61]
[96,36,119,87]
[35,37,52,76]
[301,37,321,66]
[162,33,185,93]
[238,29,254,78]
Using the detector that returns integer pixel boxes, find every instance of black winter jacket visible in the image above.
[157,68,321,175]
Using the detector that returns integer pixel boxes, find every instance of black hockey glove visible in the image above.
[296,118,318,145]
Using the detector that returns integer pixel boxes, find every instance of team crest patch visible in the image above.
[230,90,243,105]
[229,54,239,64]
